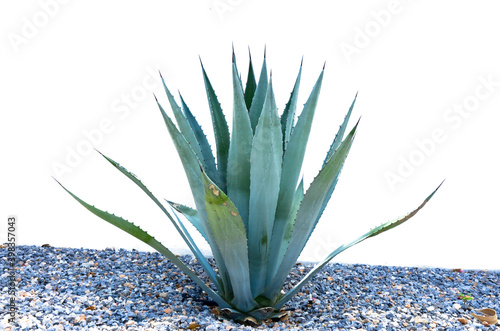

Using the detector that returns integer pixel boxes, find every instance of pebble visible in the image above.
[0,245,498,330]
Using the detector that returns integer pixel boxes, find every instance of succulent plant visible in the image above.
[55,49,442,324]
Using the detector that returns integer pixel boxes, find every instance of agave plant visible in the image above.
[56,49,442,324]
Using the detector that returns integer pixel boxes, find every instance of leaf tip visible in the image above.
[354,116,361,128]
[52,176,61,185]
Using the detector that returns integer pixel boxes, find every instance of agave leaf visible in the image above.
[316,96,358,224]
[267,68,324,280]
[166,200,208,242]
[248,307,276,321]
[323,92,357,166]
[168,205,222,286]
[201,168,258,312]
[159,73,205,171]
[274,181,444,309]
[365,181,443,238]
[248,77,283,297]
[219,308,247,321]
[54,178,230,309]
[275,177,304,275]
[248,53,268,131]
[155,98,206,208]
[280,60,302,150]
[265,122,357,299]
[95,150,220,289]
[200,59,230,192]
[244,49,257,110]
[226,60,253,231]
[231,49,245,95]
[156,98,233,297]
[179,93,220,187]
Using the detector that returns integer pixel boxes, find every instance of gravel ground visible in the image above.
[1,245,499,330]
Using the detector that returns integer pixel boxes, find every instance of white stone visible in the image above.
[414,316,429,324]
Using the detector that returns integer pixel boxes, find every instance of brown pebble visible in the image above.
[457,318,468,325]
[187,322,202,329]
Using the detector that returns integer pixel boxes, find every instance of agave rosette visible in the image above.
[56,49,442,324]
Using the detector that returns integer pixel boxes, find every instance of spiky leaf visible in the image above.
[95,150,220,288]
[323,92,357,166]
[265,122,357,299]
[166,200,208,242]
[248,55,268,131]
[248,77,283,297]
[274,181,444,309]
[226,60,253,231]
[54,178,229,309]
[156,98,232,297]
[275,177,304,274]
[160,74,205,170]
[201,169,257,312]
[179,93,220,187]
[280,60,302,150]
[267,68,324,280]
[200,60,230,192]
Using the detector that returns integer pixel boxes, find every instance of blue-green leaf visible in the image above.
[274,181,444,309]
[54,178,230,309]
[160,73,204,169]
[200,60,230,192]
[168,205,222,287]
[248,77,283,297]
[267,68,324,280]
[201,169,257,312]
[155,97,205,207]
[156,97,232,297]
[179,93,220,187]
[323,92,357,166]
[280,60,302,150]
[248,54,268,131]
[317,94,358,216]
[166,200,208,242]
[231,49,245,96]
[265,122,357,300]
[275,177,304,275]
[95,150,220,289]
[227,60,253,231]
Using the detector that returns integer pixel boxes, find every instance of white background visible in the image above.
[2,0,499,270]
